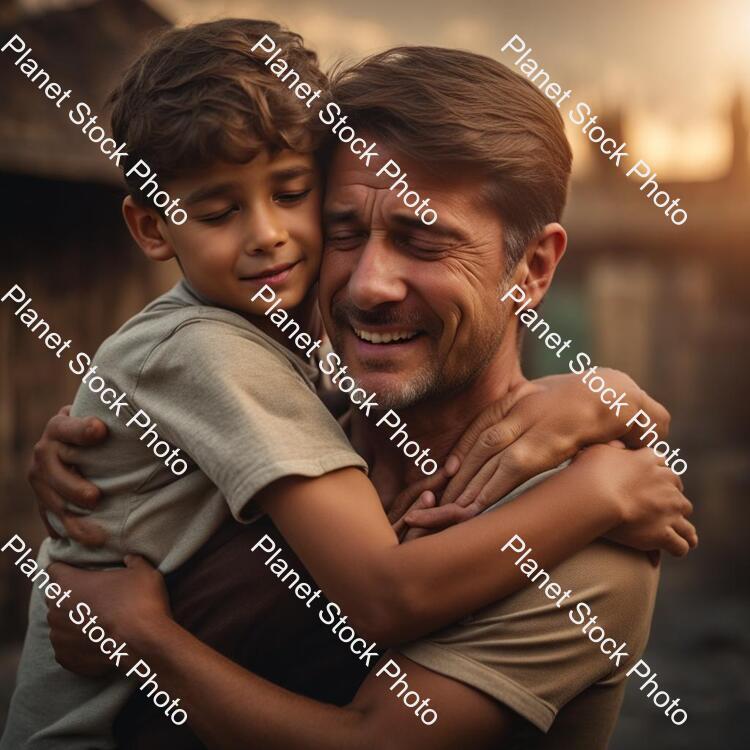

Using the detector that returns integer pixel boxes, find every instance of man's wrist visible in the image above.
[126,613,180,661]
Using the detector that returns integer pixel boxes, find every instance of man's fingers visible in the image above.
[45,454,101,508]
[48,414,108,447]
[38,505,60,539]
[57,513,108,548]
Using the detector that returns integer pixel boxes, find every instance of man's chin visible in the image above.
[352,368,433,411]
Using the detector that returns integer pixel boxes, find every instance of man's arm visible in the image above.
[49,558,513,750]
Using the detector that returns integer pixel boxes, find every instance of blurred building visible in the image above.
[550,97,750,574]
[0,0,172,684]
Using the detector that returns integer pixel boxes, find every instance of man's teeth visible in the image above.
[353,328,418,344]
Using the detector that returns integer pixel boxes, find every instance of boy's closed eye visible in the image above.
[197,204,239,223]
[275,188,313,205]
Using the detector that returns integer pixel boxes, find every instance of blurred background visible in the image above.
[1,0,748,747]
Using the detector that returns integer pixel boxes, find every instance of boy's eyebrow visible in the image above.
[184,182,237,205]
[270,165,315,180]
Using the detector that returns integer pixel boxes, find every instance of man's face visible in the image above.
[319,142,513,409]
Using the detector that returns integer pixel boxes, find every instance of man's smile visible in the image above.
[352,326,420,345]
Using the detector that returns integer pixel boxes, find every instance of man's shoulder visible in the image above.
[399,538,658,734]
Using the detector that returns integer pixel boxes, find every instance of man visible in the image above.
[34,46,693,748]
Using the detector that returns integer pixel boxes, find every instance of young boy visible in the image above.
[2,18,694,750]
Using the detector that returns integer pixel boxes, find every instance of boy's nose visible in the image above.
[245,206,289,253]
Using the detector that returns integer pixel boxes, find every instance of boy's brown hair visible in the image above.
[327,46,573,268]
[109,19,326,200]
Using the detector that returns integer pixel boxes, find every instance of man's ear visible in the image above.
[122,196,175,261]
[512,223,567,307]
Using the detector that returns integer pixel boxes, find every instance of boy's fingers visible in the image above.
[402,525,431,542]
[404,503,472,530]
[622,391,670,447]
[441,423,521,506]
[672,517,698,549]
[48,414,108,447]
[387,466,451,523]
[664,528,690,557]
[448,401,511,464]
[391,491,434,539]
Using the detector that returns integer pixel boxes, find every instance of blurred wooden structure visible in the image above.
[0,0,174,652]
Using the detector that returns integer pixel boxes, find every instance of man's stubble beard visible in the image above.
[330,312,510,412]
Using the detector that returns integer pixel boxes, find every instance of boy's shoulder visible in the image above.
[94,280,316,386]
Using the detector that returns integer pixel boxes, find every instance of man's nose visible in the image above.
[244,204,289,253]
[348,236,408,310]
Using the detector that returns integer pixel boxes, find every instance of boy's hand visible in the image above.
[28,406,108,547]
[403,371,671,533]
[571,442,697,556]
[47,556,171,674]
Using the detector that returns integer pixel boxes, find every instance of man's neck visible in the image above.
[350,335,526,510]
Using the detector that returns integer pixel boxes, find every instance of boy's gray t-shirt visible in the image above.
[1,279,366,750]
[50,278,366,571]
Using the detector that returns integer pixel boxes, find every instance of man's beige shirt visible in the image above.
[400,469,660,748]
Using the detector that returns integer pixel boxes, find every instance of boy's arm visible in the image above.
[28,420,694,646]
[48,558,513,750]
[251,445,692,644]
[394,369,671,532]
[28,369,666,546]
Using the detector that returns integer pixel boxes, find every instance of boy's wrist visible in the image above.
[567,451,627,528]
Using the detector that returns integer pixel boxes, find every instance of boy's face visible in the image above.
[149,150,322,315]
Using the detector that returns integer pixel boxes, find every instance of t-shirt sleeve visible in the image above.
[398,541,659,743]
[132,319,367,519]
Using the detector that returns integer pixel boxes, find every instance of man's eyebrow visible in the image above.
[324,208,360,225]
[184,182,237,205]
[390,213,467,242]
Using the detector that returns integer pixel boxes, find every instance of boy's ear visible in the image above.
[122,196,175,261]
[510,223,567,307]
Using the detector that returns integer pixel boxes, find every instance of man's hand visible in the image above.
[48,556,171,674]
[402,370,671,534]
[571,442,697,556]
[28,406,108,546]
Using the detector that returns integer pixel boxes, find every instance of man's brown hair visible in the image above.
[327,46,573,266]
[109,19,326,201]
